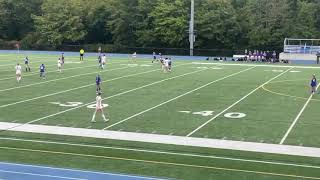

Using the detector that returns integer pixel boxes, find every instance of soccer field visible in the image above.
[0,53,320,179]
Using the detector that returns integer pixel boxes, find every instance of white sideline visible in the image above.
[1,137,319,169]
[0,169,85,180]
[0,63,191,108]
[0,66,129,92]
[2,63,198,130]
[280,83,320,144]
[103,67,256,130]
[187,68,293,137]
[1,122,320,158]
[0,162,162,180]
[192,62,320,69]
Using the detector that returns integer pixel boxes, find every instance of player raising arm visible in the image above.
[91,92,109,122]
[15,63,22,83]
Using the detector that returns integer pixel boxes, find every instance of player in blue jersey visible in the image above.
[311,74,317,94]
[96,74,102,93]
[40,64,46,79]
[24,56,31,72]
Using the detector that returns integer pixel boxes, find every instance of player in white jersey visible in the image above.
[163,58,170,72]
[57,58,62,72]
[132,52,137,62]
[15,63,22,82]
[91,92,109,122]
[101,54,106,69]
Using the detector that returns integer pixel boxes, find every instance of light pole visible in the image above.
[189,0,195,56]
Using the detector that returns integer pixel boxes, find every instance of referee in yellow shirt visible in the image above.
[80,48,85,61]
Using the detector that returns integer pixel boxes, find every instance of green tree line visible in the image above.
[0,0,320,51]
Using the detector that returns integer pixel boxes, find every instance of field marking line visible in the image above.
[0,146,319,179]
[0,169,86,180]
[0,63,199,130]
[192,62,320,69]
[0,61,127,82]
[187,67,294,137]
[279,83,320,144]
[0,162,162,180]
[0,64,94,81]
[262,85,320,102]
[103,66,256,130]
[1,137,320,170]
[0,66,130,92]
[0,63,190,108]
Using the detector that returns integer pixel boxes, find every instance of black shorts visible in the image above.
[153,56,156,60]
[80,54,84,57]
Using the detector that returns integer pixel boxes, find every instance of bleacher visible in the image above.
[280,38,320,64]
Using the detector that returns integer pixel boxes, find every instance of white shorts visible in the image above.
[58,64,61,68]
[96,106,103,110]
[16,71,21,75]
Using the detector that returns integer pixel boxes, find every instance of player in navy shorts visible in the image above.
[311,74,317,94]
[96,74,102,93]
[40,64,46,79]
[24,56,31,72]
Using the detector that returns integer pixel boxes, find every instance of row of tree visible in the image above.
[0,0,320,51]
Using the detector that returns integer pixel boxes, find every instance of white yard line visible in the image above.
[1,64,199,130]
[1,124,320,160]
[186,68,293,137]
[0,63,190,108]
[279,83,320,145]
[0,66,129,92]
[103,67,256,130]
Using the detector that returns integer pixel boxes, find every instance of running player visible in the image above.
[311,74,317,94]
[61,53,65,65]
[58,58,62,72]
[96,74,102,93]
[132,52,137,61]
[80,48,85,62]
[163,58,169,72]
[101,54,106,69]
[152,52,156,63]
[24,56,31,72]
[40,64,46,79]
[168,58,172,71]
[91,92,109,122]
[98,54,102,68]
[15,63,22,83]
